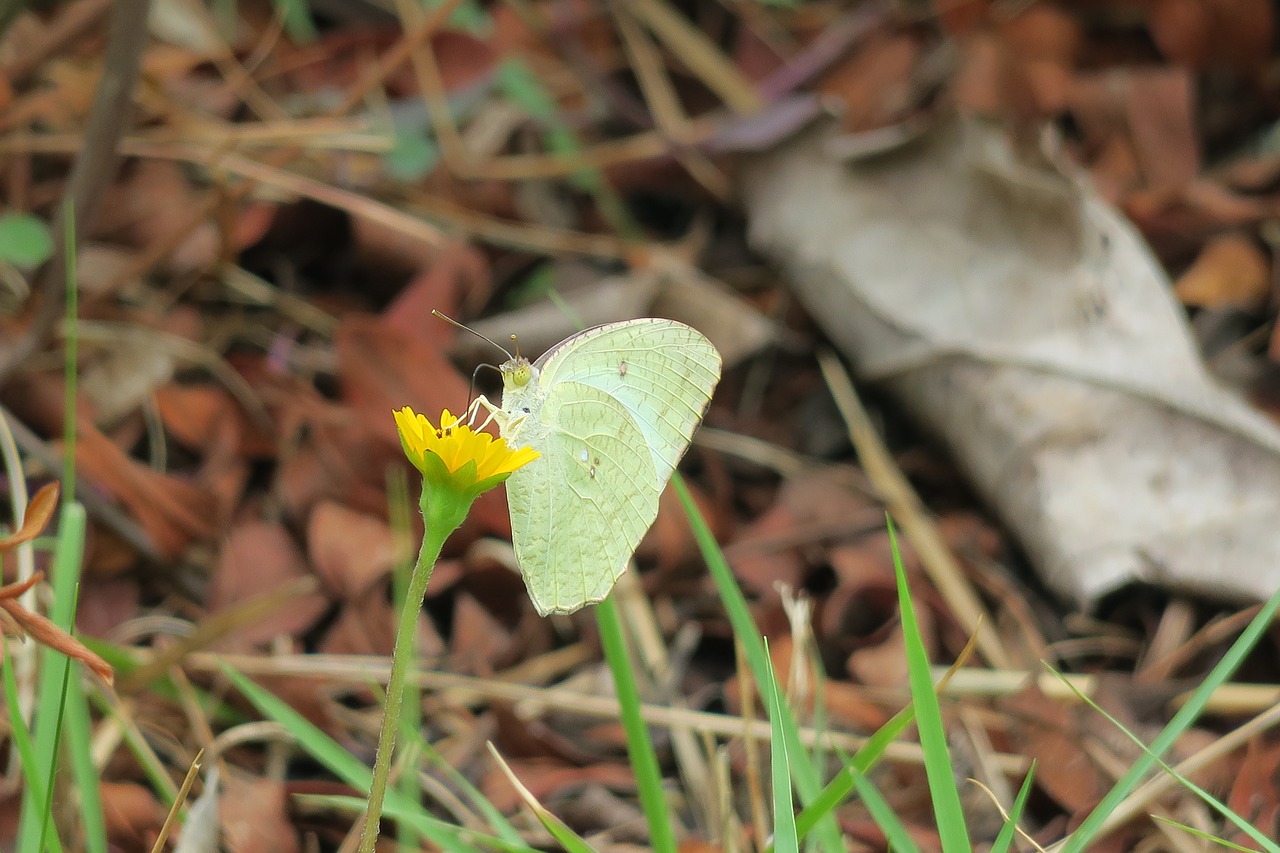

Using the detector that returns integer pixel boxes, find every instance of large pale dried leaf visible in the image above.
[745,117,1280,605]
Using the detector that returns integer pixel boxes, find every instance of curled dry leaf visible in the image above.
[0,573,114,685]
[0,481,59,551]
[0,488,114,683]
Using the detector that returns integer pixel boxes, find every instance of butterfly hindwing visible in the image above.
[506,381,658,615]
[536,320,722,483]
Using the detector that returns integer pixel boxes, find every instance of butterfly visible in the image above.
[477,318,721,615]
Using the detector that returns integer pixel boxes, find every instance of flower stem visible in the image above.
[356,493,463,853]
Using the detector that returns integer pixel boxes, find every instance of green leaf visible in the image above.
[0,213,53,269]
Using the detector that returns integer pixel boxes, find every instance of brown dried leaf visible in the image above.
[0,596,114,684]
[1175,233,1271,309]
[450,592,512,675]
[1125,68,1198,193]
[725,469,881,597]
[1000,685,1107,813]
[0,482,59,552]
[307,501,402,599]
[220,776,299,853]
[75,418,219,559]
[208,522,328,649]
[100,781,165,850]
[1148,0,1272,71]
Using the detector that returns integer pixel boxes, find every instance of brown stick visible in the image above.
[0,0,152,384]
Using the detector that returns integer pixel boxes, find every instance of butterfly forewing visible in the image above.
[506,382,657,615]
[501,318,722,615]
[535,319,722,483]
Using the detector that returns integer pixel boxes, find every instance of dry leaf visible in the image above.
[208,522,328,648]
[1174,233,1270,309]
[0,481,59,551]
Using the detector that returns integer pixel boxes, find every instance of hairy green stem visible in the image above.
[356,493,463,852]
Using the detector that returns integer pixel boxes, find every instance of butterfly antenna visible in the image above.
[432,309,513,359]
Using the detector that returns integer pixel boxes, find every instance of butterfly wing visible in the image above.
[506,381,658,615]
[535,319,722,483]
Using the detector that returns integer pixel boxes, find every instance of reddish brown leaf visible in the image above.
[220,776,300,853]
[100,781,165,850]
[0,597,114,684]
[307,501,401,599]
[0,482,59,552]
[208,522,328,649]
[74,418,219,559]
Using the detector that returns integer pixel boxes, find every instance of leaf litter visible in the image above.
[2,0,1280,850]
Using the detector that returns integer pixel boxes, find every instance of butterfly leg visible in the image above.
[465,395,526,435]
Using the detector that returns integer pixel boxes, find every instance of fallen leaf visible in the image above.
[307,501,402,598]
[208,522,328,648]
[220,776,299,853]
[100,781,165,850]
[0,481,58,551]
[1174,232,1270,309]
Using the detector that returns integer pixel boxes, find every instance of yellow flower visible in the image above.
[393,406,539,488]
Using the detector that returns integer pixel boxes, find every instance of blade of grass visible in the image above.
[887,518,972,853]
[845,764,923,853]
[16,506,85,853]
[2,637,39,807]
[596,596,679,853]
[221,664,490,853]
[64,667,107,853]
[303,793,544,853]
[1049,663,1280,853]
[1150,816,1260,852]
[990,763,1037,853]
[1055,583,1280,853]
[487,743,601,853]
[673,474,845,853]
[762,640,798,853]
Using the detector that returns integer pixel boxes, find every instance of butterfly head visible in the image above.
[501,356,537,391]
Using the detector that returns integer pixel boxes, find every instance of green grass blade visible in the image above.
[64,667,107,853]
[990,763,1037,853]
[2,638,40,816]
[845,765,923,853]
[790,702,916,844]
[222,664,486,853]
[887,519,972,853]
[304,794,542,853]
[1049,664,1280,853]
[1058,584,1280,853]
[17,505,86,853]
[674,476,845,853]
[763,641,798,853]
[1150,815,1262,852]
[596,597,679,853]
